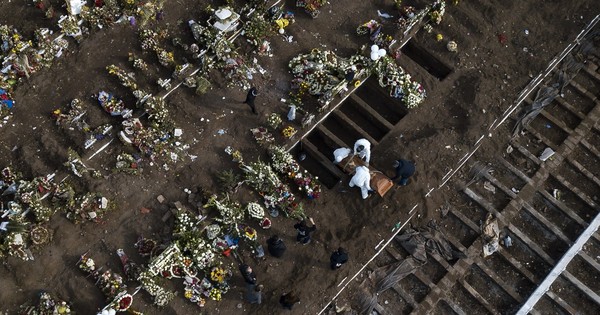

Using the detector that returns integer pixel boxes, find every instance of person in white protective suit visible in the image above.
[349,166,373,199]
[333,147,351,163]
[353,138,371,164]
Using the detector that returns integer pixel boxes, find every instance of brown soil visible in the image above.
[0,0,597,314]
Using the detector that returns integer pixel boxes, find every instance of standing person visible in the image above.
[391,159,416,186]
[239,263,257,285]
[246,284,263,304]
[330,247,349,270]
[243,87,258,114]
[349,166,373,199]
[294,217,316,245]
[353,138,371,164]
[267,235,286,258]
[279,290,300,310]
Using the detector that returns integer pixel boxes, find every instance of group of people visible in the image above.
[239,217,349,309]
[334,138,416,199]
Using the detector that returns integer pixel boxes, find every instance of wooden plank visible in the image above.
[546,291,579,315]
[524,124,560,152]
[462,187,506,223]
[562,271,600,305]
[569,80,598,102]
[301,139,345,179]
[393,284,418,307]
[332,110,379,145]
[507,224,555,265]
[578,252,600,273]
[554,97,586,120]
[496,249,539,283]
[553,173,600,212]
[509,139,541,165]
[539,110,574,134]
[439,299,468,315]
[349,93,395,130]
[538,189,587,227]
[449,209,480,235]
[474,261,523,303]
[499,157,533,184]
[482,172,518,199]
[580,139,600,160]
[567,158,600,189]
[316,124,348,148]
[520,201,571,244]
[460,279,500,315]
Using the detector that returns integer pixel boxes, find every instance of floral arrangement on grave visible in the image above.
[0,168,81,260]
[64,148,89,177]
[251,127,275,146]
[0,24,69,101]
[240,160,305,218]
[115,153,141,175]
[288,49,369,110]
[137,270,175,306]
[168,213,234,308]
[128,52,149,71]
[267,113,283,129]
[428,0,447,25]
[244,13,274,47]
[372,55,426,108]
[296,0,327,18]
[58,15,84,41]
[65,192,113,224]
[269,145,321,199]
[107,64,138,90]
[79,0,121,31]
[204,194,245,225]
[282,126,296,138]
[97,91,132,117]
[133,0,165,28]
[113,93,189,168]
[78,253,127,300]
[53,98,90,131]
[356,20,396,51]
[214,40,252,90]
[19,291,72,314]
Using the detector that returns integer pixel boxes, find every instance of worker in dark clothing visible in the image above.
[243,87,258,114]
[294,217,316,244]
[279,290,300,310]
[239,263,257,285]
[391,159,416,186]
[330,247,349,270]
[246,284,263,304]
[267,235,286,258]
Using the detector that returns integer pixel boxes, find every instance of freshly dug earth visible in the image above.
[0,0,597,314]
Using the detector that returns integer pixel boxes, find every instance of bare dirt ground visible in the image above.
[0,0,598,314]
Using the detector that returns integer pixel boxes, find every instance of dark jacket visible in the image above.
[239,264,257,285]
[294,222,316,243]
[246,284,262,304]
[392,159,416,180]
[267,236,286,258]
[330,250,349,269]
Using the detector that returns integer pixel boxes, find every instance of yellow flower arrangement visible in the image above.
[210,267,226,283]
[244,226,257,241]
[436,33,443,41]
[354,80,361,88]
[282,126,296,138]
